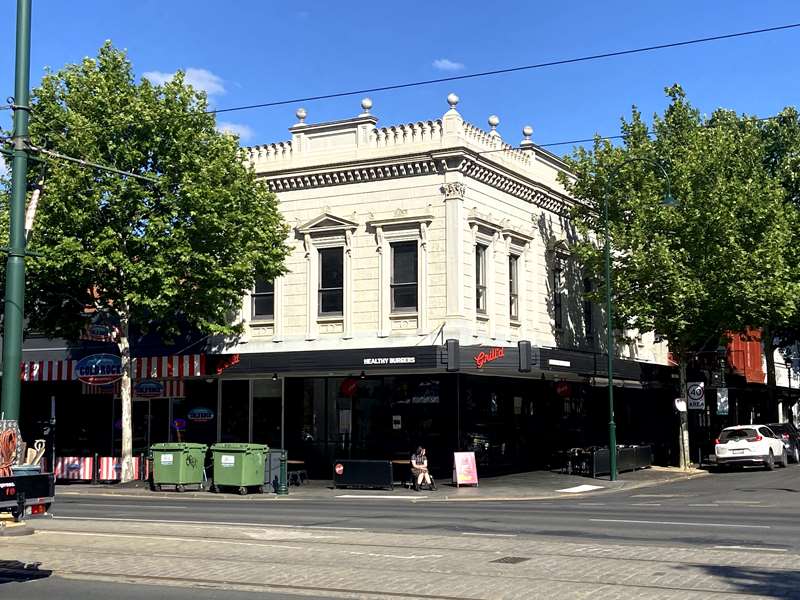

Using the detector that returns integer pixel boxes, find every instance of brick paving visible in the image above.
[0,518,797,599]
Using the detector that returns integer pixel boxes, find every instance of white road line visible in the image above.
[577,502,606,506]
[68,503,190,509]
[712,545,787,552]
[590,518,769,529]
[348,551,444,559]
[630,503,662,506]
[461,532,517,538]
[335,495,424,499]
[715,500,762,504]
[688,503,719,507]
[53,515,365,531]
[41,530,304,549]
[630,494,685,498]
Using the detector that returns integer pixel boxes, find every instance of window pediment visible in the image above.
[366,213,433,232]
[296,213,358,236]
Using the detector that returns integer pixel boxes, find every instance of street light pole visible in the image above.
[1,0,33,421]
[602,158,674,481]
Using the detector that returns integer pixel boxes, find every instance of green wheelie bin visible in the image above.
[210,443,268,495]
[151,442,207,492]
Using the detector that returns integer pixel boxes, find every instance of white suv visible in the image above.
[715,425,788,470]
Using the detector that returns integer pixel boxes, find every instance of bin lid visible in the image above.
[151,443,208,451]
[211,443,268,452]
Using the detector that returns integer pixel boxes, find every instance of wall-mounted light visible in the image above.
[272,373,278,381]
[360,371,366,380]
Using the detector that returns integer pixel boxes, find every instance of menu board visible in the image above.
[453,451,479,487]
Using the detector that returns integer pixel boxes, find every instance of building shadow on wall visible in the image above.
[537,212,606,355]
[0,560,52,584]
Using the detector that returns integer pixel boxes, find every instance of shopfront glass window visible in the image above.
[171,380,218,445]
[251,277,274,320]
[220,380,249,442]
[391,241,418,312]
[252,378,282,448]
[319,247,344,315]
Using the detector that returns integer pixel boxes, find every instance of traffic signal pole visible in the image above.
[1,0,33,421]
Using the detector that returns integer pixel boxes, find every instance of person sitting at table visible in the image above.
[411,446,436,491]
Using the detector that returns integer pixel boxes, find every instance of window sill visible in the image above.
[317,315,344,322]
[249,319,275,326]
[476,313,490,322]
[390,311,418,318]
[509,319,521,327]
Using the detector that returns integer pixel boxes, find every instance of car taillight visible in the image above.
[714,438,721,445]
[747,434,763,442]
[29,504,45,515]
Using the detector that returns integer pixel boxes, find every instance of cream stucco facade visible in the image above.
[222,95,668,366]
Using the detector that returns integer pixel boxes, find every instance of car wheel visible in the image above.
[765,450,775,470]
[794,448,799,464]
[780,450,788,468]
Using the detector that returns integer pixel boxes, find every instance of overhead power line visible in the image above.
[208,22,800,116]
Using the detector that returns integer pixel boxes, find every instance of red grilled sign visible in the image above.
[474,347,505,368]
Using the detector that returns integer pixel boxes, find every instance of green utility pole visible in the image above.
[1,0,33,421]
[602,157,675,481]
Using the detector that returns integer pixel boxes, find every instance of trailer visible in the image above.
[0,472,55,520]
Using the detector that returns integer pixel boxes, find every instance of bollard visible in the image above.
[277,450,289,496]
[92,453,99,484]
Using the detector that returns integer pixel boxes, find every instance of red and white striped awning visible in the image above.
[81,379,186,398]
[21,354,205,382]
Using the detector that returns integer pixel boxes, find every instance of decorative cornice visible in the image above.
[266,159,438,193]
[457,158,570,215]
[262,152,572,216]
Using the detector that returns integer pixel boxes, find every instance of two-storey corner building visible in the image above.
[208,95,676,475]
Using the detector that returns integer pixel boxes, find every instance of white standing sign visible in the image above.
[687,382,705,410]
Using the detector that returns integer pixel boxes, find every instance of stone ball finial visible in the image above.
[520,125,535,150]
[447,92,460,109]
[488,115,500,130]
[360,97,373,114]
[295,107,307,123]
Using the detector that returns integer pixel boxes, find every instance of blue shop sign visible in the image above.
[134,379,164,399]
[75,354,122,385]
[187,407,215,423]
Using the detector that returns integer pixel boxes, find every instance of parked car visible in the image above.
[714,425,787,470]
[767,422,800,464]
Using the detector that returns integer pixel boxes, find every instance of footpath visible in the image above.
[55,466,706,502]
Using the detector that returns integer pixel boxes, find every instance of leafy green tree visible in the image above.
[21,43,289,481]
[757,108,800,400]
[561,86,799,467]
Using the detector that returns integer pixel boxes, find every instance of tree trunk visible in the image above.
[117,316,135,482]
[763,327,779,422]
[678,356,692,469]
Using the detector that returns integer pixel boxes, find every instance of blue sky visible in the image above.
[1,0,799,168]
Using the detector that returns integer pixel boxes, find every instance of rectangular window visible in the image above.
[391,241,418,312]
[318,247,343,315]
[553,263,563,331]
[251,277,274,320]
[509,254,519,321]
[583,277,594,340]
[476,244,487,314]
